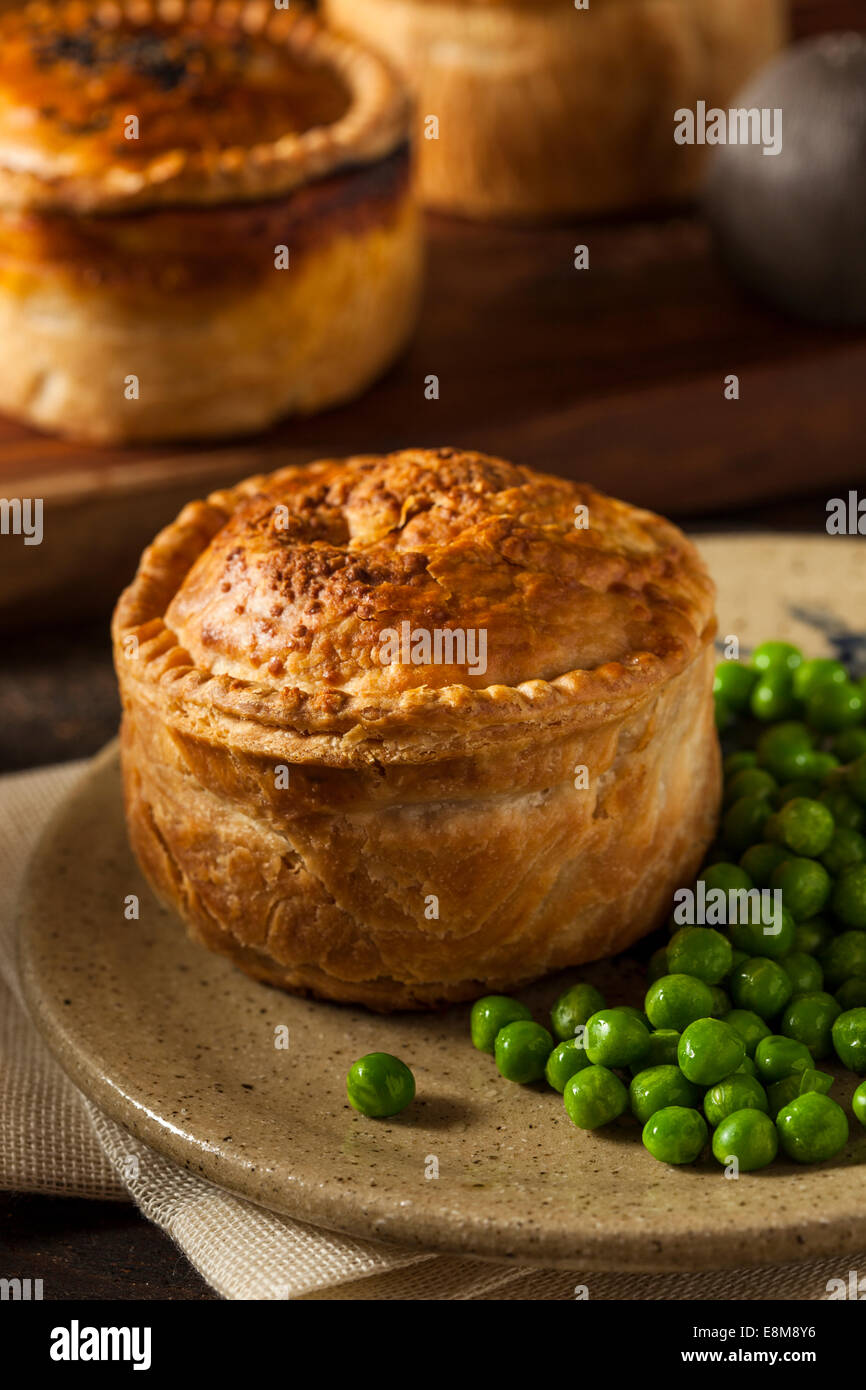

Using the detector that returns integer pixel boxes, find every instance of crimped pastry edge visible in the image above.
[0,0,411,213]
[112,452,717,762]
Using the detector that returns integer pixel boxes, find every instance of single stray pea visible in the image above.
[495,1021,554,1083]
[470,995,531,1053]
[776,1092,849,1163]
[563,1065,628,1130]
[642,1106,708,1165]
[346,1053,415,1118]
[712,1109,778,1172]
[852,1080,866,1128]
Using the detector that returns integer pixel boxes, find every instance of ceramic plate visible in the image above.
[18,535,866,1272]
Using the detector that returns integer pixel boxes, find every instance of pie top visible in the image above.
[113,449,716,760]
[0,0,409,213]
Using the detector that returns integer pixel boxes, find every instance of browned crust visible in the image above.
[113,449,717,755]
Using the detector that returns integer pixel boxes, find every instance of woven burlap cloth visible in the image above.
[1,759,861,1300]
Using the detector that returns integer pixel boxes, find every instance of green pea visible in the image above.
[776,1092,849,1163]
[833,729,866,764]
[729,905,796,961]
[836,978,866,1010]
[714,661,758,710]
[852,1080,866,1128]
[832,868,866,929]
[723,795,773,853]
[725,1007,772,1057]
[794,916,834,957]
[698,862,754,895]
[494,1021,554,1083]
[645,974,715,1032]
[703,1073,769,1127]
[793,658,847,701]
[730,957,793,1019]
[642,1106,708,1165]
[647,946,670,984]
[632,1029,681,1071]
[724,751,758,777]
[346,1053,415,1118]
[780,991,841,1060]
[585,1009,650,1069]
[629,1065,703,1125]
[767,798,835,858]
[724,768,777,806]
[666,927,732,985]
[752,641,803,674]
[678,1017,745,1085]
[736,1054,759,1077]
[821,827,866,876]
[756,721,813,781]
[780,952,823,996]
[806,681,865,733]
[739,842,788,887]
[563,1065,628,1130]
[769,857,831,921]
[470,995,532,1053]
[818,787,864,832]
[549,982,605,1042]
[755,1034,813,1083]
[616,1005,652,1029]
[820,930,866,987]
[752,672,799,722]
[831,1007,866,1073]
[712,1109,778,1171]
[545,1038,591,1093]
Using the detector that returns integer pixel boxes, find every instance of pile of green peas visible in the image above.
[465,641,866,1170]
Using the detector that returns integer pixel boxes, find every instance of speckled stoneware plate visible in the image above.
[17,534,866,1272]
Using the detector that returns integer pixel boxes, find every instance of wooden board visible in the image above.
[0,0,864,627]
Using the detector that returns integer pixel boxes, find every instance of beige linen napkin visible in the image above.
[1,758,863,1300]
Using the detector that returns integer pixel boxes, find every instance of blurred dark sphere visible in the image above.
[703,33,866,326]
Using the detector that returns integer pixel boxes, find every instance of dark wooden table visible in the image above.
[2,0,864,1300]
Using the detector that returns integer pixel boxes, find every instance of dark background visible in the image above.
[2,0,865,1299]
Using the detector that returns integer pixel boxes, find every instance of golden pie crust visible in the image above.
[323,0,788,220]
[113,447,721,1010]
[0,1,421,440]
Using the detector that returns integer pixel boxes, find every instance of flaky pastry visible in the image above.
[113,447,721,1010]
[0,0,421,440]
